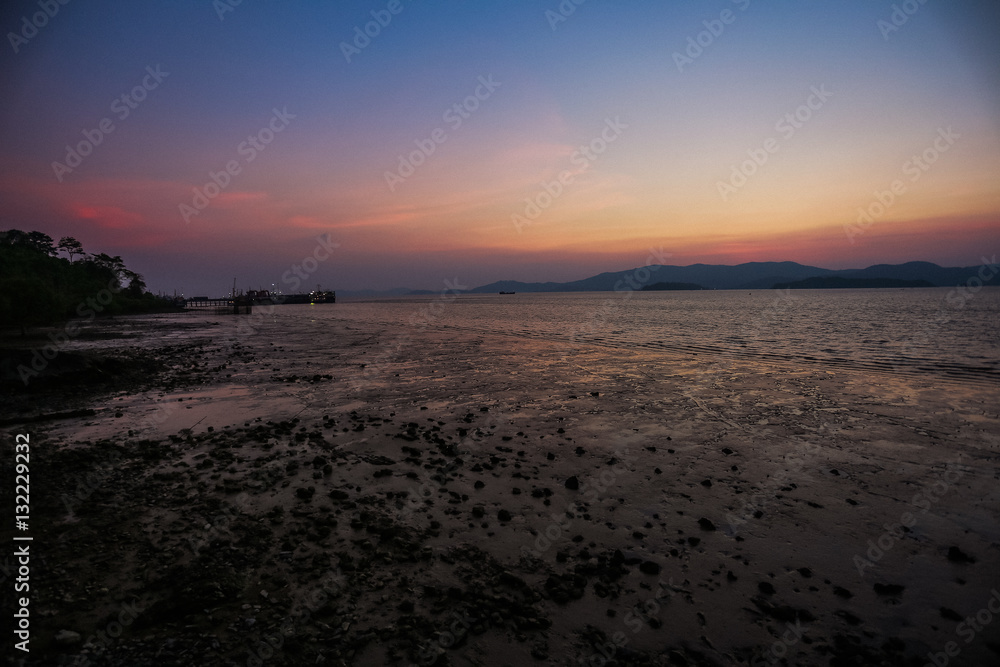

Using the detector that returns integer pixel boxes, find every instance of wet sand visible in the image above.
[1,311,998,666]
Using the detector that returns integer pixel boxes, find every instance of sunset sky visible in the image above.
[2,0,999,294]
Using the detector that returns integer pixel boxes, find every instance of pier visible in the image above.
[184,297,253,315]
[183,290,335,314]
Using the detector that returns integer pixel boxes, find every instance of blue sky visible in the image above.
[2,0,998,293]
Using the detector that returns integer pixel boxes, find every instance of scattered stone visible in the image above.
[698,518,716,531]
[873,583,905,597]
[947,546,975,563]
[565,476,580,491]
[940,607,963,622]
[56,630,81,645]
[639,560,661,575]
[833,586,853,599]
[835,610,861,626]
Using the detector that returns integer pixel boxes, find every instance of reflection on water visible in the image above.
[328,288,1000,385]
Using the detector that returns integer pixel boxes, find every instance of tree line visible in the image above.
[0,229,179,331]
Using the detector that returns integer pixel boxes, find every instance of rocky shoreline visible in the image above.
[2,312,998,666]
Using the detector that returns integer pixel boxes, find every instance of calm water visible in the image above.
[322,288,1000,386]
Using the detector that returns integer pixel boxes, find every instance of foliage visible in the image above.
[0,229,178,329]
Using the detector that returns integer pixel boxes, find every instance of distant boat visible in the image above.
[499,291,516,295]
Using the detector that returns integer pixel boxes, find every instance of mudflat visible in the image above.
[1,310,997,666]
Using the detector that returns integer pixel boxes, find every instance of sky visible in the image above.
[1,0,999,295]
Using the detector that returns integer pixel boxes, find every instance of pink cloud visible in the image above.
[69,203,144,229]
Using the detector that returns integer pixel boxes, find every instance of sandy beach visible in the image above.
[2,308,998,666]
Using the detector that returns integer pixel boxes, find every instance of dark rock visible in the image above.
[940,607,963,621]
[835,609,861,626]
[873,583,905,597]
[947,546,975,563]
[698,518,716,531]
[639,561,661,575]
[833,586,853,599]
[565,476,580,491]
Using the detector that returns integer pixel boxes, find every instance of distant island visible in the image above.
[641,282,705,291]
[455,260,988,295]
[772,277,935,290]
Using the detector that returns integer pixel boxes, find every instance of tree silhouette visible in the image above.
[57,236,84,262]
[1,228,178,331]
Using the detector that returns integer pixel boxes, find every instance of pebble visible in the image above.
[56,630,81,645]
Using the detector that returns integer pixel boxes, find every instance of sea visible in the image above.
[315,288,1000,387]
